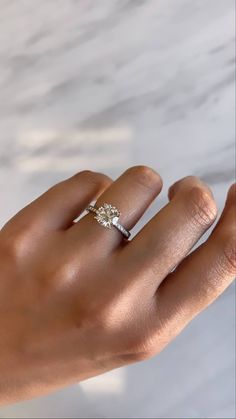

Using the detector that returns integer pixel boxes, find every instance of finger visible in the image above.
[168,175,213,201]
[155,183,236,345]
[5,171,112,232]
[71,166,163,250]
[122,176,217,288]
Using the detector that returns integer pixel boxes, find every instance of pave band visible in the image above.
[86,203,131,239]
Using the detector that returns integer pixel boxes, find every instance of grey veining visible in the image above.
[0,1,235,418]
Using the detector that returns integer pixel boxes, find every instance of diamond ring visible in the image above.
[86,203,131,239]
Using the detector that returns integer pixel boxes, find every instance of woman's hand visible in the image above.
[0,166,235,405]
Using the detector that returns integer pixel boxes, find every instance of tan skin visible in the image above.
[0,166,235,405]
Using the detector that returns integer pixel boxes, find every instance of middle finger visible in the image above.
[122,176,218,288]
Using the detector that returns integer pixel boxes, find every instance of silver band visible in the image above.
[86,203,131,239]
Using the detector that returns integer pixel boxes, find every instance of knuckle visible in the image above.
[125,327,156,362]
[75,170,111,188]
[78,169,94,177]
[1,213,33,263]
[74,303,105,331]
[187,186,217,228]
[49,263,66,284]
[198,230,236,302]
[72,292,115,330]
[219,230,236,274]
[47,256,77,289]
[94,173,112,189]
[131,338,155,362]
[2,231,26,262]
[52,171,111,196]
[126,165,162,191]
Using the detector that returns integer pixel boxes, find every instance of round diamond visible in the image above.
[95,203,120,229]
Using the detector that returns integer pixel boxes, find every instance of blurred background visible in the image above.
[0,0,235,418]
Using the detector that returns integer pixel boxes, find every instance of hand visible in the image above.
[0,167,235,405]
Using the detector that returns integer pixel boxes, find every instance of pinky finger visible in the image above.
[155,184,236,343]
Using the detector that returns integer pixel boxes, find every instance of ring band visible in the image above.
[86,203,131,239]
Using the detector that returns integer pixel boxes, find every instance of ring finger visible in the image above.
[70,166,163,252]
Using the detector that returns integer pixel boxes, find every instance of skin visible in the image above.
[0,166,235,405]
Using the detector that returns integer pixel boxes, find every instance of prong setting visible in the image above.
[94,203,120,229]
[87,203,130,239]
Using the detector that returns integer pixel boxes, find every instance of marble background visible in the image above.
[0,0,235,418]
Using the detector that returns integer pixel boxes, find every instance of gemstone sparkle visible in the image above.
[95,203,120,229]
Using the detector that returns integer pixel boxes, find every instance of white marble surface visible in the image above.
[0,0,235,418]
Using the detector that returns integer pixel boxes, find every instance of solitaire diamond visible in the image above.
[95,203,120,229]
[87,202,130,239]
